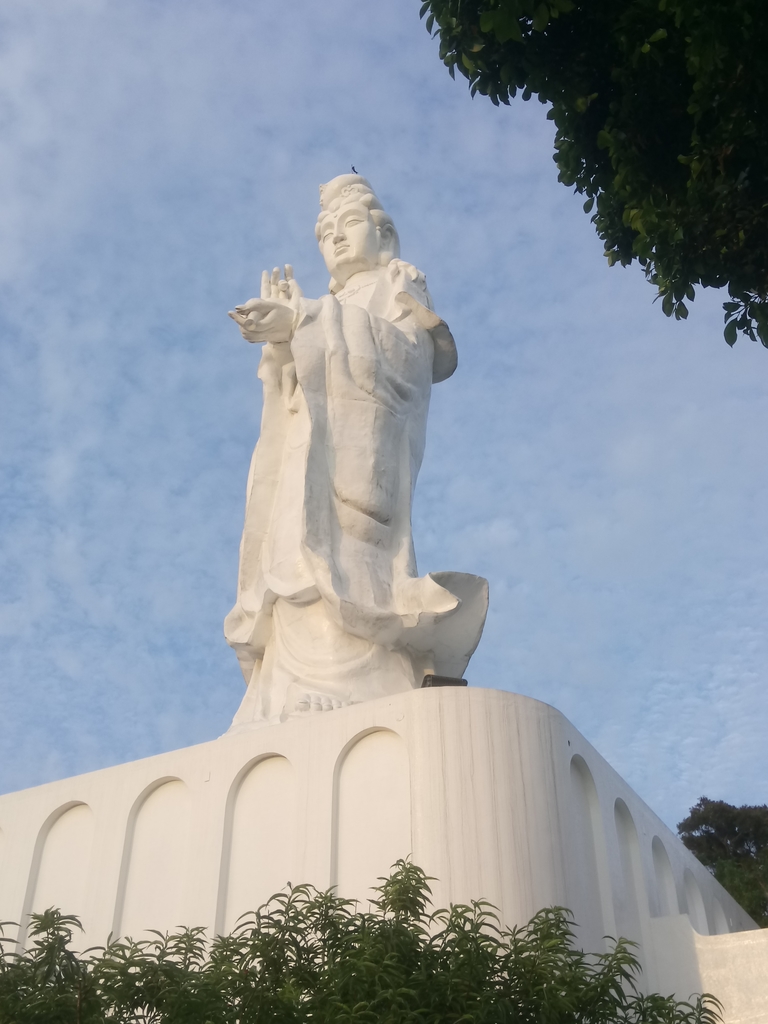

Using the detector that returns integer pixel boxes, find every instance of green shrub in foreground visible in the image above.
[0,861,721,1023]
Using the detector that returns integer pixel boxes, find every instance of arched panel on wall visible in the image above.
[711,896,729,935]
[22,803,95,941]
[683,868,709,934]
[333,729,411,905]
[613,799,646,955]
[220,755,297,934]
[114,779,192,939]
[568,756,612,952]
[651,836,679,917]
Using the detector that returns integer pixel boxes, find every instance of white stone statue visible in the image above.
[225,174,488,725]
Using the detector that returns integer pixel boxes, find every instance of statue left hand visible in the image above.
[229,264,303,344]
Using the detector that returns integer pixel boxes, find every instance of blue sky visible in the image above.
[1,0,766,829]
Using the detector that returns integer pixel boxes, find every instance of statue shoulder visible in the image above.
[383,260,457,384]
[386,259,434,312]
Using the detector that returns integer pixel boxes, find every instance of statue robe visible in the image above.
[224,259,488,724]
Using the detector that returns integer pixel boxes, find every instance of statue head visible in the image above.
[315,175,400,291]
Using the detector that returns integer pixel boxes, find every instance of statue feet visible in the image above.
[294,692,348,714]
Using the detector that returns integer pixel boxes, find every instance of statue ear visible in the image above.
[378,224,397,264]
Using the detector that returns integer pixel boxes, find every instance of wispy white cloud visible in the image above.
[0,0,766,827]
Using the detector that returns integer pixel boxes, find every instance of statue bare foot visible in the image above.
[294,692,347,714]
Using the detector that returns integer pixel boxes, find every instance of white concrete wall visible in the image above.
[0,688,763,1018]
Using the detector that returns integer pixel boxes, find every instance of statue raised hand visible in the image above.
[228,264,303,345]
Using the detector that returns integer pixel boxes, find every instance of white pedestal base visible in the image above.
[0,687,764,1021]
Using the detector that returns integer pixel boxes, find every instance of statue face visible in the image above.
[318,202,383,286]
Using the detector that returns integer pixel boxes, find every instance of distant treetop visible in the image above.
[678,796,768,927]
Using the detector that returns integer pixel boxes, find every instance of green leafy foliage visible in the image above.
[0,910,103,1024]
[420,0,768,348]
[678,797,768,927]
[0,862,723,1022]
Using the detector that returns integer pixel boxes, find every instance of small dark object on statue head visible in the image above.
[421,674,467,687]
[351,165,357,173]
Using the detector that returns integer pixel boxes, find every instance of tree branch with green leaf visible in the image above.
[420,0,768,348]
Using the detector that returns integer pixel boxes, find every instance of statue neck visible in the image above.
[333,267,386,302]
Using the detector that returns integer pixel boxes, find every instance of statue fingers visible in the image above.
[228,310,261,343]
[231,300,269,332]
[230,306,259,327]
[260,269,270,299]
[234,297,264,314]
[282,266,303,303]
[270,266,281,298]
